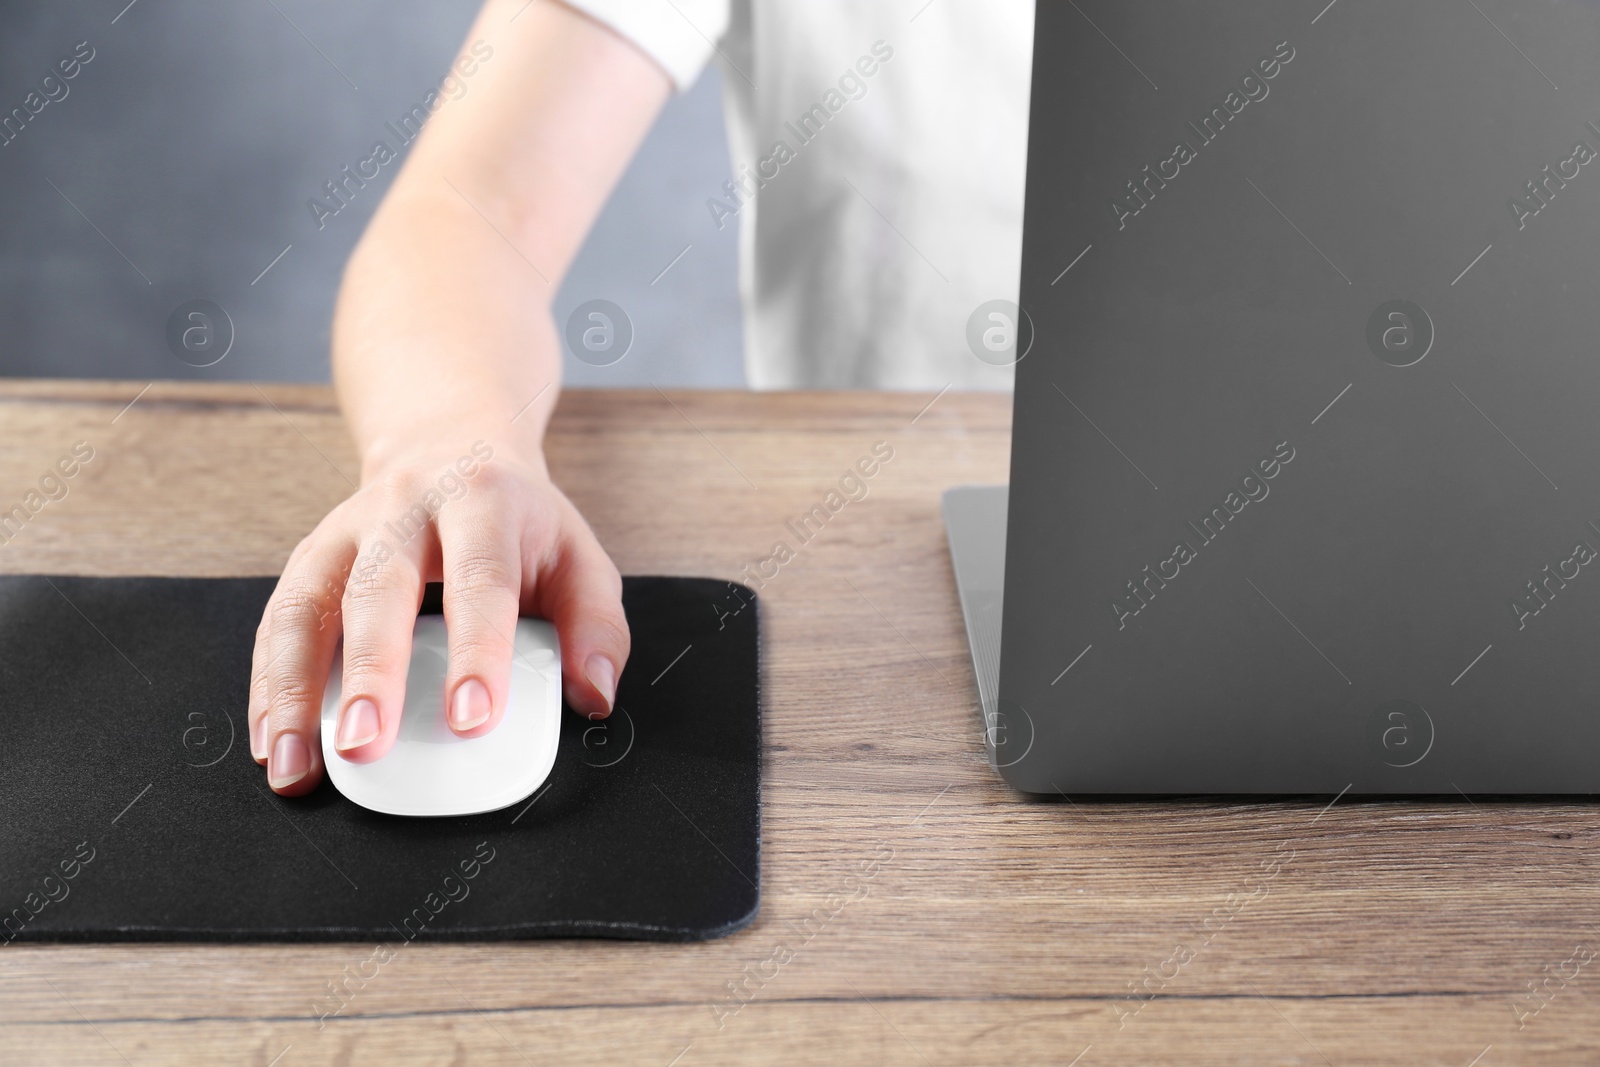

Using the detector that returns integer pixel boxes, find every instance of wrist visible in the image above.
[358,416,551,485]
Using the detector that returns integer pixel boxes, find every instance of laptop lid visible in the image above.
[1000,0,1600,793]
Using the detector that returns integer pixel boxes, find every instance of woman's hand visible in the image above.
[247,439,630,795]
[248,0,668,795]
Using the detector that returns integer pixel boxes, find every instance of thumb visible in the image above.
[532,517,630,719]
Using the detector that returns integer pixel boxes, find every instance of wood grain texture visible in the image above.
[0,381,1596,1065]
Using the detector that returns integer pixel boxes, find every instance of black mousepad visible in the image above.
[0,575,760,942]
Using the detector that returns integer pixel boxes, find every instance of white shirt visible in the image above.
[563,0,1033,390]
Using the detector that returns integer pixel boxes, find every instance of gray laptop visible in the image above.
[947,0,1600,793]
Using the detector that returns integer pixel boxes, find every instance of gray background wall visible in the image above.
[0,0,745,387]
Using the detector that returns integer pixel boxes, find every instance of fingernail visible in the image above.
[450,678,491,731]
[268,732,311,790]
[585,654,617,712]
[336,697,381,751]
[251,715,268,761]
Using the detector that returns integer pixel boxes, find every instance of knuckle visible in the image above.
[267,676,320,713]
[284,532,317,567]
[444,631,502,669]
[340,643,398,681]
[572,541,624,599]
[346,546,396,596]
[585,610,632,655]
[271,579,337,630]
[344,560,417,617]
[516,489,562,536]
[447,546,516,595]
[458,455,502,492]
[594,556,624,596]
[341,573,385,615]
[374,469,423,500]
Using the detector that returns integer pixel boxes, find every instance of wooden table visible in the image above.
[1,381,1596,1065]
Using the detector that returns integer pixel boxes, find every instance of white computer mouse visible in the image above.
[319,615,562,817]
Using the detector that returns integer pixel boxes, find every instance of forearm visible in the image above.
[329,0,671,482]
[333,186,561,481]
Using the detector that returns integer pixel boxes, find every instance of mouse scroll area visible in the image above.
[319,616,562,817]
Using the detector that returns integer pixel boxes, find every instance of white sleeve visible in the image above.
[559,0,731,91]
